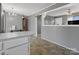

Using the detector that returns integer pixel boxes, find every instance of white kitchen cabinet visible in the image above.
[5,44,29,55]
[4,37,29,55]
[0,42,2,51]
[0,31,34,55]
[0,51,2,55]
[4,37,28,49]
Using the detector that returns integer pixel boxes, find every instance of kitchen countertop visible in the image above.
[0,31,34,41]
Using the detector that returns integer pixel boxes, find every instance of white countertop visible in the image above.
[0,31,34,41]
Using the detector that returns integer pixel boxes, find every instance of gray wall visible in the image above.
[54,15,68,25]
[44,15,67,25]
[41,26,79,52]
[44,15,54,25]
[28,15,42,36]
[28,16,37,36]
[1,10,5,33]
[37,15,41,35]
[0,3,1,32]
[62,15,68,25]
[5,12,23,32]
[0,4,5,33]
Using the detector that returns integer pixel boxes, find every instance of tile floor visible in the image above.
[30,37,79,55]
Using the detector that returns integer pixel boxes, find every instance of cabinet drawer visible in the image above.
[5,44,29,55]
[0,42,2,51]
[4,37,28,49]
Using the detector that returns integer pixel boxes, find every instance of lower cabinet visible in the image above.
[0,36,31,55]
[4,37,28,49]
[0,42,2,51]
[5,44,29,55]
[0,51,2,55]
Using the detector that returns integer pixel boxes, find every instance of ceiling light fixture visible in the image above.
[8,8,16,16]
[66,9,72,16]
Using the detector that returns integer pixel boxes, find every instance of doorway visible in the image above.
[22,16,28,31]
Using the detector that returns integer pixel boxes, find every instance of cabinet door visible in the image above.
[0,51,2,55]
[4,37,28,49]
[0,42,2,51]
[5,44,29,55]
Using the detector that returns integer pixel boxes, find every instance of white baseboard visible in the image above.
[41,36,79,53]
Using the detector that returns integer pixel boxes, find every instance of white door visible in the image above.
[5,44,29,55]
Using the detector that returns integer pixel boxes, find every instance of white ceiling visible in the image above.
[2,3,53,16]
[46,3,79,16]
